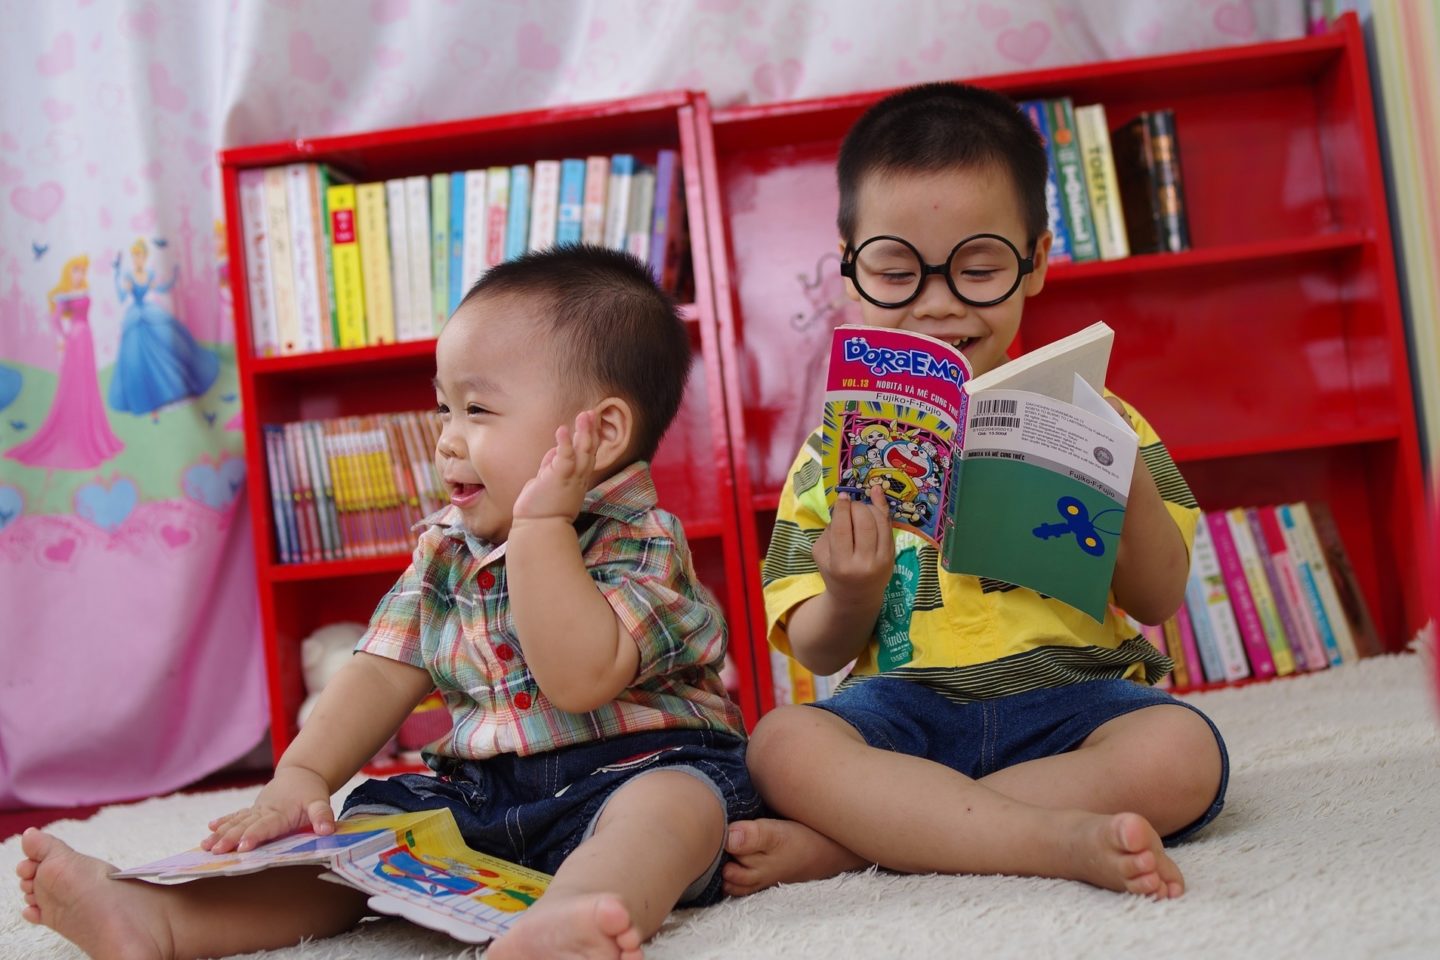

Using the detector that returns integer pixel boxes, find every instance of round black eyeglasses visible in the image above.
[840,233,1036,309]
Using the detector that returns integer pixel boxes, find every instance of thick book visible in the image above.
[283,163,327,355]
[1074,103,1130,261]
[325,183,368,349]
[1110,109,1192,255]
[581,155,610,245]
[1018,99,1073,263]
[625,166,656,264]
[1225,507,1296,675]
[405,175,434,341]
[354,182,396,345]
[484,165,510,269]
[604,154,636,251]
[384,179,415,342]
[112,809,551,945]
[556,157,586,246]
[448,170,467,315]
[1256,504,1329,670]
[1205,511,1276,679]
[237,169,279,357]
[504,164,532,262]
[1188,518,1252,681]
[262,167,301,354]
[1045,98,1100,262]
[819,321,1135,621]
[1305,500,1381,658]
[461,169,489,295]
[429,171,450,334]
[528,159,561,252]
[647,149,684,289]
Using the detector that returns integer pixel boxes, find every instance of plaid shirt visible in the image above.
[357,462,744,762]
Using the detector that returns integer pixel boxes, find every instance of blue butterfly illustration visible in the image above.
[32,241,48,260]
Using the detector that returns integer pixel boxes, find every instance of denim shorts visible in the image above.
[339,727,758,906]
[809,676,1228,844]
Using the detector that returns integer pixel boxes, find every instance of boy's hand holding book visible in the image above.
[813,487,896,605]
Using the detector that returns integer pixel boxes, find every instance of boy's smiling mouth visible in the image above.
[449,481,484,506]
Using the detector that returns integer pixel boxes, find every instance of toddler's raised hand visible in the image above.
[513,410,597,525]
[812,485,895,604]
[201,766,334,854]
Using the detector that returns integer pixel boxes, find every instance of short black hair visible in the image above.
[460,245,690,462]
[836,82,1049,246]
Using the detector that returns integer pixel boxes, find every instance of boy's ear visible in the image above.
[590,395,636,475]
[1024,229,1054,297]
[838,238,861,303]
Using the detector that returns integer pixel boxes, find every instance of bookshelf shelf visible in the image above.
[695,14,1427,714]
[223,93,763,762]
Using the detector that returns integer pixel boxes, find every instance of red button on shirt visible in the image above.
[495,643,515,661]
[513,691,532,710]
[477,570,496,589]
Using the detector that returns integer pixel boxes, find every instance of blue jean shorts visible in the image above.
[340,727,759,906]
[809,677,1228,844]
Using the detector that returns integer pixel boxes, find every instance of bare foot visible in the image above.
[722,818,868,896]
[1066,812,1185,899]
[487,891,643,960]
[16,828,173,960]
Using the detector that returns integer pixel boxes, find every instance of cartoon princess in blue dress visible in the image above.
[107,238,219,419]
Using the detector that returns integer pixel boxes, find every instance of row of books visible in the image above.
[263,411,442,565]
[1146,501,1378,689]
[1020,98,1192,263]
[771,499,1376,706]
[237,151,690,358]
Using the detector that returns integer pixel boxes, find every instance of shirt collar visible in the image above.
[421,461,658,552]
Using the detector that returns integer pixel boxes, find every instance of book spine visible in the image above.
[326,184,368,349]
[1173,601,1205,688]
[292,420,330,561]
[1074,103,1129,260]
[484,166,510,268]
[647,150,681,285]
[384,179,414,342]
[556,157,586,246]
[604,154,635,251]
[1289,502,1360,663]
[354,183,396,345]
[262,167,301,354]
[405,175,433,341]
[1145,109,1191,253]
[1109,115,1164,256]
[528,159,561,252]
[1206,511,1276,678]
[1305,500,1381,658]
[461,169,489,294]
[1226,508,1295,675]
[1018,100,1073,263]
[305,420,342,560]
[504,164,532,262]
[322,421,353,557]
[262,426,294,564]
[1045,98,1100,262]
[625,166,656,264]
[237,169,278,357]
[581,155,610,246]
[282,422,315,563]
[1258,504,1329,670]
[1277,503,1344,666]
[1245,505,1311,671]
[448,170,466,315]
[1161,615,1188,688]
[430,172,450,335]
[311,166,339,351]
[1182,568,1228,683]
[1191,517,1253,681]
[284,164,326,355]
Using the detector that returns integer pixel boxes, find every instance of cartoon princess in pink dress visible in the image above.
[4,255,125,470]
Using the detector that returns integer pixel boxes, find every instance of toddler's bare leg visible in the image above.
[16,828,369,960]
[978,704,1222,838]
[728,706,1181,898]
[488,769,726,960]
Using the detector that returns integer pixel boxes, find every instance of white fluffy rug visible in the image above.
[5,653,1439,960]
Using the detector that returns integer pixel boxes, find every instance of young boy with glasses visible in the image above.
[723,82,1228,900]
[18,246,759,960]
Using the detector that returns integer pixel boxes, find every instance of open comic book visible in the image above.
[112,808,551,945]
[821,322,1136,621]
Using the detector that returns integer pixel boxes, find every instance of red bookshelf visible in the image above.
[693,14,1428,712]
[220,92,762,763]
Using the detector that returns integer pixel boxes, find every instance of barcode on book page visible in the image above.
[974,399,1018,416]
[971,415,1022,429]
